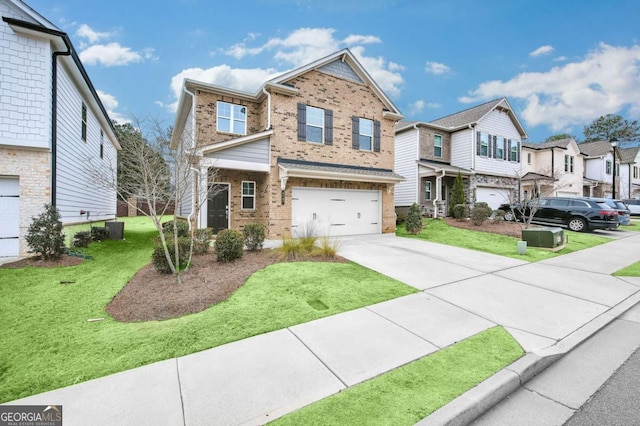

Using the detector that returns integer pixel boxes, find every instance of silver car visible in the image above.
[622,199,640,216]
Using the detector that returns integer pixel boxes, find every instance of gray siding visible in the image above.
[394,129,418,206]
[206,138,269,163]
[318,59,364,83]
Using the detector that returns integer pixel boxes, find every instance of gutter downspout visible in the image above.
[262,88,272,130]
[51,40,72,207]
[413,123,420,208]
[183,85,198,229]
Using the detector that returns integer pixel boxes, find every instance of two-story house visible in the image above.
[619,146,640,199]
[578,140,616,197]
[395,98,527,216]
[0,0,119,257]
[521,138,584,199]
[170,49,404,238]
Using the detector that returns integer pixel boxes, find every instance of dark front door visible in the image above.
[208,184,229,233]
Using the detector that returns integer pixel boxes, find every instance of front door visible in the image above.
[207,184,229,234]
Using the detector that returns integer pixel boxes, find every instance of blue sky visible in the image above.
[26,0,640,142]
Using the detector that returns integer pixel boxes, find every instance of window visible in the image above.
[564,155,574,173]
[217,101,247,135]
[494,136,504,160]
[434,134,443,157]
[241,181,255,210]
[424,181,432,200]
[634,166,638,179]
[509,140,520,162]
[359,118,373,151]
[351,116,380,152]
[527,152,532,165]
[99,129,104,159]
[297,104,333,145]
[477,132,489,157]
[81,102,87,141]
[606,160,612,175]
[614,163,619,176]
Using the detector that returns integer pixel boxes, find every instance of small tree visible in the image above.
[449,172,465,217]
[405,203,423,234]
[25,204,66,261]
[471,202,491,226]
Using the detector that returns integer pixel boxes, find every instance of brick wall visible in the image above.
[419,127,452,162]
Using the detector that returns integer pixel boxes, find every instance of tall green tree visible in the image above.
[449,172,465,217]
[583,114,640,145]
[545,133,576,142]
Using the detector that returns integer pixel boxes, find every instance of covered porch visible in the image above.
[417,160,474,218]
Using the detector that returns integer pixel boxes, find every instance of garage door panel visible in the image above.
[0,177,20,257]
[476,187,510,210]
[292,187,381,237]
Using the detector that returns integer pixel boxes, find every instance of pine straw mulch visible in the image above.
[0,254,85,269]
[443,217,524,238]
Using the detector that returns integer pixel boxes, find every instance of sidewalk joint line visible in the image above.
[286,328,349,389]
[523,386,576,410]
[175,358,187,426]
[364,306,440,348]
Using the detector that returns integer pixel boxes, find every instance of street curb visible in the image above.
[416,290,640,426]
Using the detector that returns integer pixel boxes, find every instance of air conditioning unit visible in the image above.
[521,227,564,248]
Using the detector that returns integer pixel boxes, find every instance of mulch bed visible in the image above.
[443,217,524,238]
[0,254,84,269]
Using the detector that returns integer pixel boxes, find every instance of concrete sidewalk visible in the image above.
[6,231,640,425]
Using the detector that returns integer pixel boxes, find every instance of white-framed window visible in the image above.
[424,181,432,200]
[81,102,87,141]
[495,136,504,159]
[527,152,532,165]
[634,166,638,179]
[306,105,324,144]
[434,134,443,157]
[241,181,256,210]
[217,101,247,135]
[509,140,519,162]
[479,133,489,157]
[606,160,612,175]
[359,118,373,151]
[564,155,574,173]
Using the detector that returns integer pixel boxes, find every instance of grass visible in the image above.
[397,219,611,261]
[613,261,640,276]
[272,326,524,425]
[0,217,417,403]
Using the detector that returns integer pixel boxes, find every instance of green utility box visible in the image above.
[521,227,564,248]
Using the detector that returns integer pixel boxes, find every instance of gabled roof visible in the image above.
[619,146,640,164]
[523,138,574,150]
[577,140,612,157]
[396,98,527,138]
[278,158,404,184]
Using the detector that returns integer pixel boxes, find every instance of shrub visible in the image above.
[452,204,470,221]
[72,231,92,248]
[25,204,66,261]
[396,212,406,225]
[162,219,190,238]
[317,237,339,259]
[471,202,492,226]
[449,172,466,217]
[243,223,265,251]
[279,238,301,260]
[493,209,505,222]
[299,236,317,252]
[90,226,110,242]
[405,203,423,235]
[193,228,213,255]
[152,235,191,274]
[215,229,244,262]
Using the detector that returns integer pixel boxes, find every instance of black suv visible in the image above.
[499,197,619,232]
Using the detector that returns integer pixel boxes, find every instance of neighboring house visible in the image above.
[521,138,584,199]
[170,48,404,238]
[578,140,616,197]
[0,0,120,257]
[619,146,640,199]
[395,98,527,216]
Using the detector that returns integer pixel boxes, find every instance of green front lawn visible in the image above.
[273,326,524,425]
[0,217,416,403]
[613,261,640,276]
[397,219,611,261]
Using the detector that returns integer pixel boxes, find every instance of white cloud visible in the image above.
[167,27,404,111]
[460,43,640,131]
[76,24,112,43]
[407,100,424,115]
[79,43,142,66]
[553,56,568,62]
[530,45,555,57]
[97,90,129,123]
[425,61,451,75]
[426,102,442,109]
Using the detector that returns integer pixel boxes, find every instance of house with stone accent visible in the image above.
[170,48,404,238]
[394,98,527,216]
[578,140,617,198]
[521,138,584,199]
[0,0,120,257]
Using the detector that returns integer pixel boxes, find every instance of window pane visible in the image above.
[242,197,254,210]
[218,102,231,118]
[306,126,322,143]
[307,106,324,126]
[360,119,373,136]
[218,118,231,132]
[234,105,246,120]
[359,135,372,151]
[242,182,255,196]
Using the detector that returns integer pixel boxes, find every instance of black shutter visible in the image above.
[503,138,508,161]
[476,131,481,156]
[297,103,306,141]
[373,120,381,152]
[487,134,492,158]
[324,109,333,145]
[352,116,360,149]
[517,141,521,163]
[507,139,512,161]
[492,135,497,158]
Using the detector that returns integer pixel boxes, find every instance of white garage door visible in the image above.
[291,187,381,237]
[476,187,510,210]
[557,191,578,197]
[0,177,20,257]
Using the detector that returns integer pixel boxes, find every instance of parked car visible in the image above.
[590,198,631,226]
[622,199,640,216]
[499,197,619,232]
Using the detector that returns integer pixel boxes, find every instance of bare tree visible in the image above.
[88,116,219,284]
